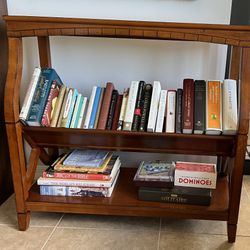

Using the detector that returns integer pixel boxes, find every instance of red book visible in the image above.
[111,94,123,130]
[182,78,194,134]
[97,82,114,129]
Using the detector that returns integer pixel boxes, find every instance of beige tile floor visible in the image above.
[1,176,250,250]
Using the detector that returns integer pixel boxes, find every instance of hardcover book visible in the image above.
[111,94,123,130]
[175,88,183,133]
[106,89,119,130]
[174,161,217,189]
[194,80,206,134]
[165,90,176,133]
[155,89,167,133]
[182,78,194,134]
[138,186,211,205]
[94,88,104,129]
[206,80,222,135]
[133,161,175,188]
[117,88,129,130]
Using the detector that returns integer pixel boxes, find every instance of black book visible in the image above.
[175,88,183,133]
[106,89,119,130]
[194,80,206,134]
[132,81,145,131]
[139,84,153,132]
[138,186,211,205]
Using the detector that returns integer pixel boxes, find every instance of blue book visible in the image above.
[88,86,102,129]
[26,68,63,126]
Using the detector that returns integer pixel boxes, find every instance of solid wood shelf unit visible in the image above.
[3,16,250,243]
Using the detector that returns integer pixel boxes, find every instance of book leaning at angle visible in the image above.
[222,79,238,134]
[174,161,217,189]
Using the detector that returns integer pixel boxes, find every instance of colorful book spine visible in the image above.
[117,88,129,130]
[19,67,41,122]
[132,81,145,131]
[94,88,105,129]
[77,97,88,128]
[194,80,206,134]
[123,81,139,131]
[56,87,69,127]
[97,82,114,129]
[175,88,183,134]
[205,80,222,135]
[165,90,176,133]
[139,84,152,132]
[147,81,161,132]
[70,94,83,128]
[106,89,119,130]
[182,78,194,134]
[26,68,63,126]
[88,86,102,129]
[155,89,167,133]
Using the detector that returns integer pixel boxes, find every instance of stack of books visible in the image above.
[38,149,121,197]
[135,160,217,206]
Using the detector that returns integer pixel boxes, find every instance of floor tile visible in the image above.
[44,228,159,250]
[0,195,17,225]
[30,212,63,227]
[0,224,53,250]
[237,202,250,236]
[59,214,160,231]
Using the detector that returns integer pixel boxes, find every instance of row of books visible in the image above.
[19,67,238,135]
[134,160,217,205]
[38,150,121,197]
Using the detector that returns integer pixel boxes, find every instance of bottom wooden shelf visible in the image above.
[27,168,229,221]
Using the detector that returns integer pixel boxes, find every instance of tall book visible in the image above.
[70,94,84,128]
[26,68,63,126]
[83,86,97,129]
[41,80,62,127]
[155,90,167,133]
[222,79,238,135]
[165,90,176,133]
[56,87,69,127]
[123,81,139,131]
[88,86,102,129]
[182,78,194,134]
[139,84,153,132]
[175,88,183,134]
[111,94,123,130]
[94,87,105,129]
[60,88,78,128]
[194,80,206,134]
[147,81,161,132]
[77,97,88,128]
[106,89,119,130]
[19,67,41,123]
[97,82,114,129]
[205,80,222,135]
[50,85,67,127]
[132,81,145,131]
[117,88,129,130]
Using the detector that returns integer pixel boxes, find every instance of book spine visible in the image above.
[123,81,139,131]
[88,87,102,129]
[41,81,61,127]
[83,86,97,129]
[182,78,194,134]
[175,88,183,134]
[70,94,83,128]
[139,84,153,131]
[19,67,41,121]
[165,90,176,133]
[56,87,69,127]
[106,89,119,130]
[111,94,123,130]
[155,89,167,133]
[97,82,114,129]
[147,81,161,132]
[206,80,222,134]
[194,80,206,134]
[94,88,105,129]
[222,79,238,134]
[77,97,88,128]
[117,88,129,130]
[132,81,145,131]
[50,85,67,127]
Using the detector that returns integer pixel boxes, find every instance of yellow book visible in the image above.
[205,80,222,135]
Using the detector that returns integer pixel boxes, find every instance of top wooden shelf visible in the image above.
[4,15,250,47]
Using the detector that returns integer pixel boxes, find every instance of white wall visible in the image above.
[7,0,233,164]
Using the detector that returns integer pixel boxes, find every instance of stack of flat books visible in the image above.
[38,149,121,197]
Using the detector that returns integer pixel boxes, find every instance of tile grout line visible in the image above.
[40,214,65,250]
[157,218,162,250]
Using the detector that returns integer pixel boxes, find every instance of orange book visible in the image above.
[205,80,222,135]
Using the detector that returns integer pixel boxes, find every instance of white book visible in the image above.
[19,67,41,121]
[77,97,88,128]
[123,81,139,131]
[155,90,167,133]
[83,86,97,129]
[222,79,238,135]
[147,81,161,132]
[70,94,83,128]
[165,90,176,133]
